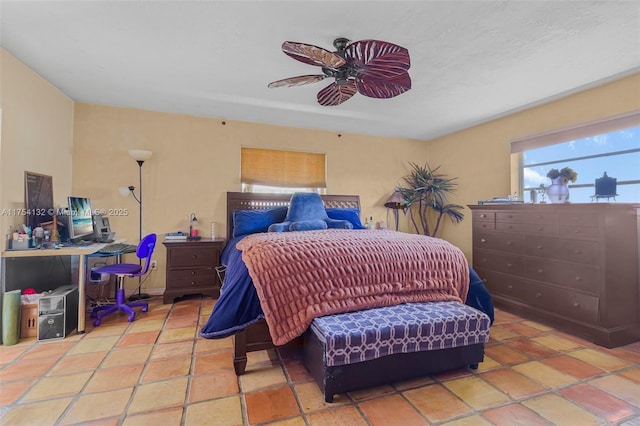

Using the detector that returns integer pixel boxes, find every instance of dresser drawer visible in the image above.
[169,246,219,267]
[497,212,558,224]
[473,231,525,254]
[496,221,558,234]
[526,282,599,324]
[474,221,495,230]
[474,269,528,301]
[559,213,599,227]
[525,236,599,265]
[474,250,524,276]
[523,258,599,293]
[560,225,599,240]
[473,211,495,222]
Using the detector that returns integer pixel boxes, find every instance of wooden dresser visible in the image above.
[469,203,640,348]
[162,238,225,304]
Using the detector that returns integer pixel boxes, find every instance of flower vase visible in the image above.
[546,177,569,203]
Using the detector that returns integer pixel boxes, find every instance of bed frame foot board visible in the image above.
[232,320,275,375]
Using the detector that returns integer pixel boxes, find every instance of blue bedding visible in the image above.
[201,235,494,340]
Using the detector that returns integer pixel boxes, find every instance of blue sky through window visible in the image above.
[522,126,640,203]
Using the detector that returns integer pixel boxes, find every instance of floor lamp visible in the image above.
[120,149,152,301]
[384,189,407,231]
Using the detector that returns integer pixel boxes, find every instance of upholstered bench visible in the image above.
[303,301,491,402]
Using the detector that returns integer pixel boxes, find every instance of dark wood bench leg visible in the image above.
[325,394,334,403]
[469,363,479,370]
[233,330,248,375]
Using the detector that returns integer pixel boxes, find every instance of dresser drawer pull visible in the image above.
[506,241,513,246]
[506,263,512,268]
[535,292,542,298]
[572,302,580,308]
[192,255,198,260]
[574,250,582,254]
[481,238,487,243]
[481,258,487,263]
[537,245,544,250]
[191,281,196,286]
[537,269,544,274]
[191,271,196,275]
[537,227,544,231]
[575,276,582,281]
[480,214,487,218]
[507,284,513,289]
[508,225,513,229]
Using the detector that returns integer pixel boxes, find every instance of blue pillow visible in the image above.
[325,208,366,229]
[232,207,288,238]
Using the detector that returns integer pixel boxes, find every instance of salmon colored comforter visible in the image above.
[237,229,470,345]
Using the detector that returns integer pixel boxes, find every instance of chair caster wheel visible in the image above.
[142,307,148,313]
[127,316,135,322]
[93,319,101,327]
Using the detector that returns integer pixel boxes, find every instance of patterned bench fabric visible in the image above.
[310,301,491,367]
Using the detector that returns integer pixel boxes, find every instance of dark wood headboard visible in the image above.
[226,192,360,240]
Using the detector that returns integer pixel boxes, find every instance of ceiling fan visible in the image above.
[268,37,411,106]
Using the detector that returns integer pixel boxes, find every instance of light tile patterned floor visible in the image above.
[1,296,639,425]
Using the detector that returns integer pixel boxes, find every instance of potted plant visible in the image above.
[397,162,464,237]
[546,167,578,185]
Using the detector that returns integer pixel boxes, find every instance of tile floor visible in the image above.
[1,296,640,425]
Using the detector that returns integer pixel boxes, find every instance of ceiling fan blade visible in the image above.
[345,39,411,80]
[317,81,357,106]
[268,75,327,88]
[356,72,411,99]
[282,41,346,69]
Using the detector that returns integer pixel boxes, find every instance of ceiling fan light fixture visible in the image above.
[268,36,411,106]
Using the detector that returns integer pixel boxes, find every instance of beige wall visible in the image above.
[3,47,638,295]
[73,103,427,292]
[426,73,640,260]
[0,48,74,236]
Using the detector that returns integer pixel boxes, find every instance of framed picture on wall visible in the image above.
[24,171,54,229]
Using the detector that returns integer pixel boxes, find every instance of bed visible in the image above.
[201,192,494,378]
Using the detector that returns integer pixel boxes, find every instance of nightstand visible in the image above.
[162,238,225,304]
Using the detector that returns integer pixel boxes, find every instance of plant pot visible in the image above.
[546,177,569,203]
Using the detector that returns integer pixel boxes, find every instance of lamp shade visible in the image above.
[384,190,406,209]
[128,149,152,162]
[118,186,132,197]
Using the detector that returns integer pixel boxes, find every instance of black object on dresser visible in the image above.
[162,238,225,304]
[469,203,640,348]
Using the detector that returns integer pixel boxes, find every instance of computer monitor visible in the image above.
[67,196,94,242]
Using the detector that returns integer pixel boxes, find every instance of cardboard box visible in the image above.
[20,303,39,338]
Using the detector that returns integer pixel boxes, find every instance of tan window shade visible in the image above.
[511,110,640,154]
[241,147,327,188]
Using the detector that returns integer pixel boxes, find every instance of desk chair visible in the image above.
[90,233,156,326]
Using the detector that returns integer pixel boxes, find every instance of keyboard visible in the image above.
[98,243,137,254]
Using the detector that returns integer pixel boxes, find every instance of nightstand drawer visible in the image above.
[169,246,219,267]
[168,268,215,281]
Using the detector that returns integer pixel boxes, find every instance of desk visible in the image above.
[1,240,126,334]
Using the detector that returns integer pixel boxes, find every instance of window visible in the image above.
[241,147,326,194]
[512,111,640,203]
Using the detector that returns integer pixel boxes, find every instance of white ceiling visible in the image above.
[2,1,639,140]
